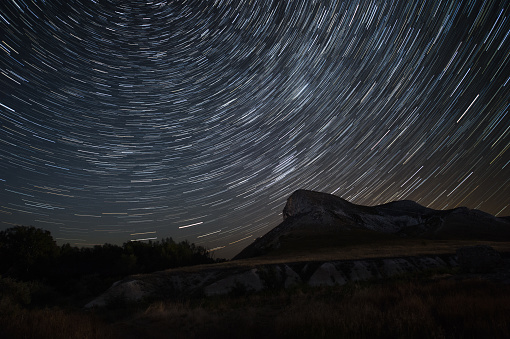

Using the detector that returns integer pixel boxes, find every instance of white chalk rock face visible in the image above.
[283,189,355,220]
[284,265,302,288]
[85,251,469,308]
[381,258,414,277]
[85,279,147,308]
[308,262,347,286]
[204,269,264,296]
[348,261,376,281]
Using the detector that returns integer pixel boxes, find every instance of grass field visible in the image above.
[260,228,510,263]
[151,230,510,272]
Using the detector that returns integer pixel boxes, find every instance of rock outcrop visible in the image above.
[86,253,460,308]
[234,190,510,260]
[456,245,502,273]
[283,189,361,223]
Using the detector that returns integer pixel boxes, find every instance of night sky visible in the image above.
[1,0,509,259]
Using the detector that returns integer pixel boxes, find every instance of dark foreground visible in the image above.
[2,272,510,339]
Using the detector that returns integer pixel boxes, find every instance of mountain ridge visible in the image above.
[234,189,510,260]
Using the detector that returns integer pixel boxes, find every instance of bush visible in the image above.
[0,276,34,306]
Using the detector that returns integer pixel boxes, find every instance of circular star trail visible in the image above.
[0,0,509,258]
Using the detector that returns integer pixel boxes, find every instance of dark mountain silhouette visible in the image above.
[234,189,510,260]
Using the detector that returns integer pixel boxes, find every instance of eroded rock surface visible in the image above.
[456,245,502,273]
[85,279,146,308]
[204,269,264,296]
[234,190,510,260]
[86,253,465,308]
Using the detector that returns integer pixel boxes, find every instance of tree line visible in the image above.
[0,225,217,283]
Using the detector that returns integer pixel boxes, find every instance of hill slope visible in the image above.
[234,189,510,260]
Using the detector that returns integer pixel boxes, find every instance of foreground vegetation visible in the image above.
[2,225,510,338]
[2,275,510,338]
[134,278,510,339]
[0,226,216,281]
[0,225,218,338]
[0,226,217,308]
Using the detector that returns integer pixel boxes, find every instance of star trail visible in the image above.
[0,0,509,258]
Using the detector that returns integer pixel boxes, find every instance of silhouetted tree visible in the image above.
[0,226,59,280]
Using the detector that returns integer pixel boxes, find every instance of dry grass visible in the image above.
[0,301,116,339]
[151,237,510,274]
[2,271,510,338]
[114,277,510,339]
[269,239,510,263]
[128,300,272,338]
[275,279,510,338]
[261,229,510,263]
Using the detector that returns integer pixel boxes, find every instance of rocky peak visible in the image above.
[283,189,355,220]
[233,189,510,260]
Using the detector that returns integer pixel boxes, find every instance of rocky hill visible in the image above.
[85,244,510,308]
[84,190,510,308]
[85,253,458,307]
[234,189,510,260]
